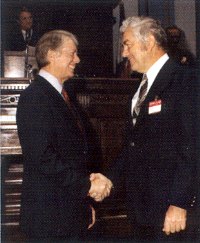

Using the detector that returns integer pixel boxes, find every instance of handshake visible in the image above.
[89,173,113,202]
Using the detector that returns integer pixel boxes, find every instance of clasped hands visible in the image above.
[89,173,113,202]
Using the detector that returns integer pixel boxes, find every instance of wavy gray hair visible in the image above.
[120,16,167,51]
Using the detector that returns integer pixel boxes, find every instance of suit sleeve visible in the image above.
[169,68,198,209]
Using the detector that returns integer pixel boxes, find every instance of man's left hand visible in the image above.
[163,205,187,235]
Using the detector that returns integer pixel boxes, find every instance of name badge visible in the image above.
[148,99,162,114]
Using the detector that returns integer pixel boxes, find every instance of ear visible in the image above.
[147,34,156,51]
[47,49,57,63]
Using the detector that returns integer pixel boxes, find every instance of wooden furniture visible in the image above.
[4,50,38,78]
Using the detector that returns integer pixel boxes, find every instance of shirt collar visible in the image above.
[146,53,169,88]
[39,69,63,94]
[22,29,32,38]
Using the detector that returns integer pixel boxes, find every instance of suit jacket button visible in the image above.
[130,142,135,147]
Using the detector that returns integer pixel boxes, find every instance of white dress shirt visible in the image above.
[131,53,169,116]
[22,29,33,41]
[39,69,63,95]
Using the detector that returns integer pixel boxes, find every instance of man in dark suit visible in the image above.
[16,30,112,241]
[165,25,196,68]
[5,7,40,51]
[91,16,198,241]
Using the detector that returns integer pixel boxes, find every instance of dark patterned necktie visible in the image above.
[132,74,148,124]
[61,88,84,133]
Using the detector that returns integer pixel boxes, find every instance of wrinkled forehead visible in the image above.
[62,36,78,47]
[58,37,78,52]
[122,27,136,42]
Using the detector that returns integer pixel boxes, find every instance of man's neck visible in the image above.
[145,48,166,72]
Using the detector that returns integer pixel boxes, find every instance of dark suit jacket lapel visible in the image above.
[36,75,85,135]
[134,59,177,126]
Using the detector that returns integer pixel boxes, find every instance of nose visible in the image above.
[122,45,129,58]
[75,53,80,64]
[27,20,32,26]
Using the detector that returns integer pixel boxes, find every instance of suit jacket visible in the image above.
[16,75,92,238]
[6,27,40,51]
[108,58,198,227]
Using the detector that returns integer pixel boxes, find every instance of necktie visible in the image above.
[61,88,84,133]
[61,88,70,104]
[25,30,31,44]
[132,74,148,124]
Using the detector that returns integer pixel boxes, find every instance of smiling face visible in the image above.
[122,27,150,73]
[48,38,80,84]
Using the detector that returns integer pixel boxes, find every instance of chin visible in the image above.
[131,66,137,72]
[130,63,135,69]
[67,72,74,79]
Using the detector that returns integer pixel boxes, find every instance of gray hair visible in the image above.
[120,16,167,50]
[36,30,78,68]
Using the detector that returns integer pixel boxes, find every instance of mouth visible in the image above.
[69,65,75,72]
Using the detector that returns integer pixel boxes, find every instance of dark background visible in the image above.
[1,0,119,77]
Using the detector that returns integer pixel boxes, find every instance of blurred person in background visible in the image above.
[5,6,41,51]
[165,25,196,67]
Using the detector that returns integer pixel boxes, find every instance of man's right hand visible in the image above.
[89,173,113,202]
